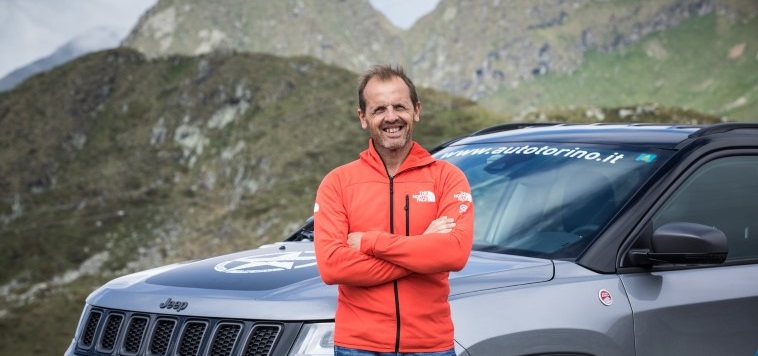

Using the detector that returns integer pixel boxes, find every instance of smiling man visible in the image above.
[313,65,474,355]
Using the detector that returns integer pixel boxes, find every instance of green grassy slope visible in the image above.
[482,14,758,122]
[0,49,500,355]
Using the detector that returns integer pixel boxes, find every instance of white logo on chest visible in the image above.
[412,191,436,202]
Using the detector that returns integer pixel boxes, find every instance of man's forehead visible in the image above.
[364,77,411,101]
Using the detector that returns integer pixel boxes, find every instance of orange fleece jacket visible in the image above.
[314,140,474,352]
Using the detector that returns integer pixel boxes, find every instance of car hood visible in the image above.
[88,242,553,320]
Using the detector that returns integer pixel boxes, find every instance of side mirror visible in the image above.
[628,222,728,267]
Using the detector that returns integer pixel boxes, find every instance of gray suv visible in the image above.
[65,123,758,356]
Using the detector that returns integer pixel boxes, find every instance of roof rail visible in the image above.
[689,123,758,138]
[428,122,562,154]
[469,122,562,136]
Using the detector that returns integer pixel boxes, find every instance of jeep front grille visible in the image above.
[74,308,298,356]
[244,325,280,356]
[124,316,149,354]
[80,309,102,348]
[98,313,123,352]
[150,318,177,355]
[210,323,241,356]
[178,321,208,355]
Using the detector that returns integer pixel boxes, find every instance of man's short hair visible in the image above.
[357,65,419,113]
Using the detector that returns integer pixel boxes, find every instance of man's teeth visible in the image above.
[384,127,401,133]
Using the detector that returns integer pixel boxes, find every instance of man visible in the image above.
[313,65,474,355]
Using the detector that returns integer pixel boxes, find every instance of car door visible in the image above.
[620,153,758,356]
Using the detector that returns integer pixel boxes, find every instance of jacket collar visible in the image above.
[360,139,435,177]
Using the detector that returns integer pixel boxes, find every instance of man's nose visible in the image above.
[385,107,400,121]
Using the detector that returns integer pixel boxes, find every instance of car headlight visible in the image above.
[288,322,334,356]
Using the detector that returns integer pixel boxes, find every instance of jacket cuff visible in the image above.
[360,231,381,255]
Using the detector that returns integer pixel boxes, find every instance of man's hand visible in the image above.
[424,216,456,234]
[347,232,363,251]
[347,216,454,251]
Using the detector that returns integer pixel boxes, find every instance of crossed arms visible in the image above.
[313,168,474,287]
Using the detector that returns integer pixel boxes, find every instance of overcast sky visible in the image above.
[0,0,440,79]
[369,0,439,29]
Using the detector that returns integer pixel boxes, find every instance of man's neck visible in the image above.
[376,145,412,177]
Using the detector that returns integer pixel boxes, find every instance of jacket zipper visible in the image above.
[390,193,411,353]
[387,176,401,352]
[388,177,412,352]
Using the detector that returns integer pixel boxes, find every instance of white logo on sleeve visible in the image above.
[314,203,319,213]
[413,191,436,202]
[454,191,473,202]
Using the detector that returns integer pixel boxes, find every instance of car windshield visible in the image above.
[435,141,671,259]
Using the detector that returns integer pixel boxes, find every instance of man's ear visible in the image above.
[414,102,421,122]
[358,109,368,129]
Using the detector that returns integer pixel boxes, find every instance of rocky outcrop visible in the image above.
[123,0,756,101]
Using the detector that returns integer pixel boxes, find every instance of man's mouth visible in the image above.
[383,126,402,133]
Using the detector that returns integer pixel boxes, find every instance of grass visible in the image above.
[0,10,747,350]
[0,49,505,355]
[482,14,758,122]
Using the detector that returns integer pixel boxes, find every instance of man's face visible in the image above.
[358,76,420,153]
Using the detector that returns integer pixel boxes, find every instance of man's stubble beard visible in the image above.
[374,128,412,153]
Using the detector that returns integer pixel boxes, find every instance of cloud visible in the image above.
[0,0,157,78]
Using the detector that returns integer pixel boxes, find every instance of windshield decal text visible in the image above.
[439,145,626,164]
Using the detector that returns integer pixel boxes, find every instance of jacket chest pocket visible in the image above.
[398,183,439,235]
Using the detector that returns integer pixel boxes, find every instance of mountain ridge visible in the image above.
[0,0,749,353]
[0,49,721,354]
[122,0,757,120]
[0,26,127,91]
[0,48,505,354]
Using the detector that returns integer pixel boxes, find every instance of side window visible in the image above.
[653,156,758,260]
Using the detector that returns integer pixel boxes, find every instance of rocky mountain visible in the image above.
[122,0,758,120]
[0,0,745,353]
[0,48,502,354]
[0,49,721,355]
[123,0,404,74]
